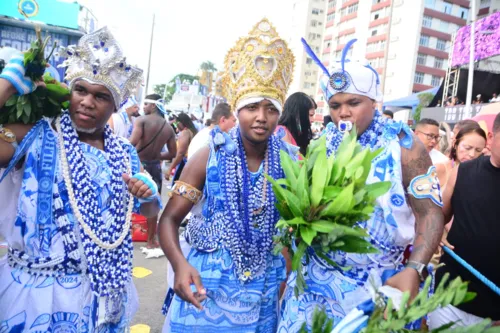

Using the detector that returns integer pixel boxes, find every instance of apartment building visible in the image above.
[477,0,500,18]
[291,0,471,114]
[288,0,328,99]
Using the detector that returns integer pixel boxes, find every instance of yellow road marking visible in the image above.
[132,267,152,278]
[130,324,151,333]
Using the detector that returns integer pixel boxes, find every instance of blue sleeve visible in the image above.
[381,120,414,150]
[279,141,300,162]
[0,120,44,182]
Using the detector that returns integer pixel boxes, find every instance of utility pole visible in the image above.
[145,13,155,95]
[465,0,476,117]
[381,0,395,95]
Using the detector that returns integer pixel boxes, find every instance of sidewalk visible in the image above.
[0,236,6,257]
[130,177,171,332]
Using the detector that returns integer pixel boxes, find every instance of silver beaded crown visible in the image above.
[57,27,143,109]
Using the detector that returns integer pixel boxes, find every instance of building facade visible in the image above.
[288,0,329,124]
[289,0,329,99]
[477,0,500,18]
[292,0,471,115]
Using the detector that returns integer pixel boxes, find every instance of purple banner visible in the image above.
[451,12,500,67]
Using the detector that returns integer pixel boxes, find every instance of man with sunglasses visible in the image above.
[415,118,449,166]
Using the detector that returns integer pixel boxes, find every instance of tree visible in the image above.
[153,84,167,97]
[200,61,217,72]
[153,73,199,103]
[413,92,435,123]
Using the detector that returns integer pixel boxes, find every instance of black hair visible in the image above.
[146,93,161,100]
[494,112,500,134]
[211,103,232,124]
[417,118,439,128]
[278,92,314,155]
[310,97,318,109]
[383,110,394,119]
[175,112,198,136]
[449,122,486,161]
[145,94,163,115]
[323,115,332,127]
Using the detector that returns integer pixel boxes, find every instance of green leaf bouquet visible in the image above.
[267,128,392,296]
[0,24,69,124]
[299,274,500,333]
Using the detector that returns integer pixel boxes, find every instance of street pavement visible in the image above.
[130,176,172,333]
[131,242,169,333]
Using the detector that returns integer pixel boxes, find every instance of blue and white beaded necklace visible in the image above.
[325,111,414,157]
[57,111,134,296]
[326,111,391,157]
[218,128,283,281]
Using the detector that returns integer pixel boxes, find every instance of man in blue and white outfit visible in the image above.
[278,39,445,332]
[0,27,161,332]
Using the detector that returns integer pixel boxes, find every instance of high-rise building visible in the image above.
[304,0,471,114]
[476,0,500,18]
[288,0,329,99]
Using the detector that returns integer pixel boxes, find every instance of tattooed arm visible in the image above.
[385,134,444,299]
[402,135,445,265]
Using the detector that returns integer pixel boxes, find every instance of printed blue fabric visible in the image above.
[164,127,294,332]
[0,118,141,333]
[278,113,420,332]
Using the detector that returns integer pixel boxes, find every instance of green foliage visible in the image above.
[302,275,500,333]
[20,24,58,82]
[153,84,167,98]
[268,128,391,296]
[434,321,500,333]
[0,25,66,124]
[298,307,334,333]
[0,73,69,124]
[154,73,199,103]
[366,274,475,332]
[414,92,435,123]
[200,61,217,72]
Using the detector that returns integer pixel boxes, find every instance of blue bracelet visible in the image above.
[131,172,158,197]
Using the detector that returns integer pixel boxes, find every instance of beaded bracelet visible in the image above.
[168,181,202,205]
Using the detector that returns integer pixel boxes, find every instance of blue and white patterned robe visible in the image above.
[0,118,141,333]
[163,128,298,333]
[278,116,416,332]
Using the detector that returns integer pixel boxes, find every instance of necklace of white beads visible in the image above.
[56,116,134,250]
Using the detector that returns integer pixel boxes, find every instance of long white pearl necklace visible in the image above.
[56,116,134,250]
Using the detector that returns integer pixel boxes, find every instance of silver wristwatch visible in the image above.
[406,260,429,282]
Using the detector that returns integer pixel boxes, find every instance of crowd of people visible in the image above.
[437,93,500,107]
[0,17,498,333]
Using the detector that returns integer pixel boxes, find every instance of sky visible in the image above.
[78,0,293,93]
